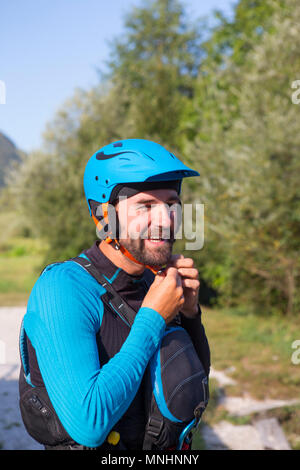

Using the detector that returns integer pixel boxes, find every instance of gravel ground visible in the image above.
[203,368,295,450]
[0,306,43,450]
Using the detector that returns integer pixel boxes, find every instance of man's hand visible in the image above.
[141,267,185,324]
[166,254,200,318]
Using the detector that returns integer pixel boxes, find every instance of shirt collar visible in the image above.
[82,240,147,291]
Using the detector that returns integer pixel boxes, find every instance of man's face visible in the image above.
[115,188,181,267]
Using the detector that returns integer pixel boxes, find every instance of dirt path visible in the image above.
[201,367,297,450]
[0,306,43,450]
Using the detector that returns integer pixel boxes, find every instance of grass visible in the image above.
[195,307,300,449]
[0,235,47,306]
[201,306,300,400]
[191,426,206,450]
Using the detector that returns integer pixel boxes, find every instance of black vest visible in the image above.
[19,241,210,449]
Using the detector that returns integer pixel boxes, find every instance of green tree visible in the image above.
[184,0,284,141]
[9,0,203,264]
[187,0,300,315]
[107,0,203,149]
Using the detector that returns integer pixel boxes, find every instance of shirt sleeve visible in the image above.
[24,262,166,447]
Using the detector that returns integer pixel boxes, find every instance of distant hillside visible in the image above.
[0,132,22,187]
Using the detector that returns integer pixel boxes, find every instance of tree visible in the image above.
[186,0,300,315]
[107,0,203,149]
[9,0,203,264]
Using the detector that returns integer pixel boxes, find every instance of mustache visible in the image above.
[139,226,174,240]
[119,221,177,242]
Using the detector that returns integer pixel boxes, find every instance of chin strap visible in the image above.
[91,204,166,276]
[110,239,166,276]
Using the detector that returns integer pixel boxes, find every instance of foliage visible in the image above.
[107,0,204,149]
[185,0,300,315]
[6,0,300,315]
[7,0,202,263]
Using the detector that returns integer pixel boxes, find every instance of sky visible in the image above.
[0,0,235,153]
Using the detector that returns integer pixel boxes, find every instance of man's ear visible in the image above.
[109,202,120,240]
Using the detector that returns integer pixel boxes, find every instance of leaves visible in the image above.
[7,0,300,315]
[187,0,300,315]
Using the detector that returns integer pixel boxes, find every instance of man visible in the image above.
[19,139,210,450]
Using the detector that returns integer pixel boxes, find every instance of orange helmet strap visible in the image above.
[92,206,165,276]
[111,239,165,276]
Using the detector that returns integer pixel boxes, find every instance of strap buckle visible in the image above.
[146,416,164,438]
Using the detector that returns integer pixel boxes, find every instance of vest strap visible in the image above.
[143,416,164,450]
[70,256,137,328]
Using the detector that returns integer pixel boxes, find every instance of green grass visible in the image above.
[201,306,300,400]
[0,236,47,306]
[198,307,300,449]
[191,426,206,450]
[0,255,41,291]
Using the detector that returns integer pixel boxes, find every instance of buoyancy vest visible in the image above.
[19,249,209,450]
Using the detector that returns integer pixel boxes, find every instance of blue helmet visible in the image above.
[83,139,199,216]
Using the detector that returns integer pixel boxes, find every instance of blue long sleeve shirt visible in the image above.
[23,241,166,447]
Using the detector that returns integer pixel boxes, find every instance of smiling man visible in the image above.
[19,139,210,450]
[98,184,181,270]
[115,187,181,267]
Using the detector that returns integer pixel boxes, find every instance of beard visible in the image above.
[119,236,174,267]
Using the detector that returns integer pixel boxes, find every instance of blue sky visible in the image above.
[0,0,235,153]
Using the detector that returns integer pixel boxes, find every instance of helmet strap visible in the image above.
[92,203,165,276]
[110,239,165,276]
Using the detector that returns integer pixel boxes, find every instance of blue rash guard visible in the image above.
[23,242,166,448]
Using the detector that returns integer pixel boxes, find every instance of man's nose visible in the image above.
[150,204,173,230]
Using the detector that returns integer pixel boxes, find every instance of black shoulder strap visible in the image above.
[70,255,137,328]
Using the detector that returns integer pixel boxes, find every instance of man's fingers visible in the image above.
[181,278,200,289]
[164,266,183,288]
[171,254,184,260]
[177,267,199,279]
[166,254,183,268]
[164,266,180,282]
[165,266,179,277]
[168,256,194,269]
[154,273,165,283]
